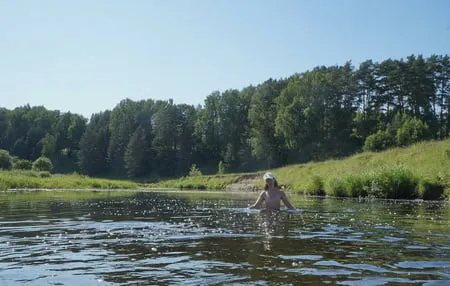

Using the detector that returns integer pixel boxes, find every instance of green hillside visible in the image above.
[157,139,450,200]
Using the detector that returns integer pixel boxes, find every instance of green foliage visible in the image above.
[276,63,357,160]
[364,114,431,152]
[369,167,418,199]
[32,157,53,172]
[0,170,138,191]
[189,164,202,177]
[39,171,51,178]
[14,159,32,170]
[150,174,238,190]
[363,130,394,152]
[396,117,430,146]
[304,175,325,196]
[443,188,450,200]
[248,79,288,167]
[124,126,150,177]
[77,111,111,176]
[343,173,371,197]
[40,133,56,158]
[326,167,419,199]
[1,54,450,179]
[0,149,13,170]
[417,177,444,200]
[152,99,196,177]
[145,140,450,201]
[217,161,225,174]
[107,99,142,175]
[328,177,349,197]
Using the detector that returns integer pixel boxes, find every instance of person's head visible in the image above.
[263,172,279,190]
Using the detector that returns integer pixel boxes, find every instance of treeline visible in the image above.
[1,54,449,178]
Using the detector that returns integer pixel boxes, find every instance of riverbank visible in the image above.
[2,140,450,200]
[149,139,450,200]
[0,171,138,191]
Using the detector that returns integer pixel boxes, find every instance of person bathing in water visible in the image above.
[248,172,296,210]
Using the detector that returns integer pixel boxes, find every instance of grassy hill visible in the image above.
[274,140,450,199]
[154,139,450,200]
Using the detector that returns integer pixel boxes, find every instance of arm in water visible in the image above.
[248,191,265,209]
[281,191,295,210]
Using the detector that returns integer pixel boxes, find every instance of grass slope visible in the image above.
[153,140,450,200]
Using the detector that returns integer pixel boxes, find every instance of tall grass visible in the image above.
[272,140,450,200]
[3,140,450,200]
[148,174,240,190]
[327,166,418,199]
[149,140,450,200]
[0,170,138,191]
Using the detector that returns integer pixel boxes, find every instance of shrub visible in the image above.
[32,157,53,172]
[188,164,202,177]
[363,130,394,152]
[328,177,349,197]
[0,181,8,191]
[92,182,102,188]
[0,149,13,170]
[218,161,225,175]
[14,159,32,170]
[417,177,444,200]
[443,188,450,200]
[304,175,325,196]
[371,167,418,199]
[344,173,371,197]
[396,117,430,147]
[39,171,51,178]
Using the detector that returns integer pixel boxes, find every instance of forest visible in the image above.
[1,54,449,179]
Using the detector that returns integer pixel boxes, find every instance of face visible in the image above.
[265,178,274,186]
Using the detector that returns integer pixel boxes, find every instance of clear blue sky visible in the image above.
[1,0,449,118]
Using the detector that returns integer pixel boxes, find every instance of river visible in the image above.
[0,190,449,285]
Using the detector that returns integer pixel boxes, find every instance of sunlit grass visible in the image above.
[150,139,450,199]
[274,140,450,199]
[0,170,139,191]
[148,174,241,190]
[3,139,450,199]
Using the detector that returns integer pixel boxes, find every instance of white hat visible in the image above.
[263,172,275,181]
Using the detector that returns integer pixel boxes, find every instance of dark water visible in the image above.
[0,190,449,286]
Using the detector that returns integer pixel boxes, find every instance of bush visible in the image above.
[32,157,53,172]
[14,159,32,170]
[304,175,325,196]
[188,164,202,177]
[0,181,8,191]
[443,188,450,200]
[0,149,13,170]
[371,167,418,199]
[217,161,225,175]
[417,177,444,200]
[39,171,51,178]
[328,177,349,197]
[364,114,430,152]
[363,130,394,152]
[344,173,371,197]
[396,117,430,147]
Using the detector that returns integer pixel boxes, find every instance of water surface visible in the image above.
[0,190,449,285]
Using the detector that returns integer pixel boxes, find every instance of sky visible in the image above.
[1,0,450,118]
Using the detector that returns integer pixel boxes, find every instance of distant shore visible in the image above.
[2,140,450,200]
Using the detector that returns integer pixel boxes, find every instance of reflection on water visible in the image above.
[0,190,449,285]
